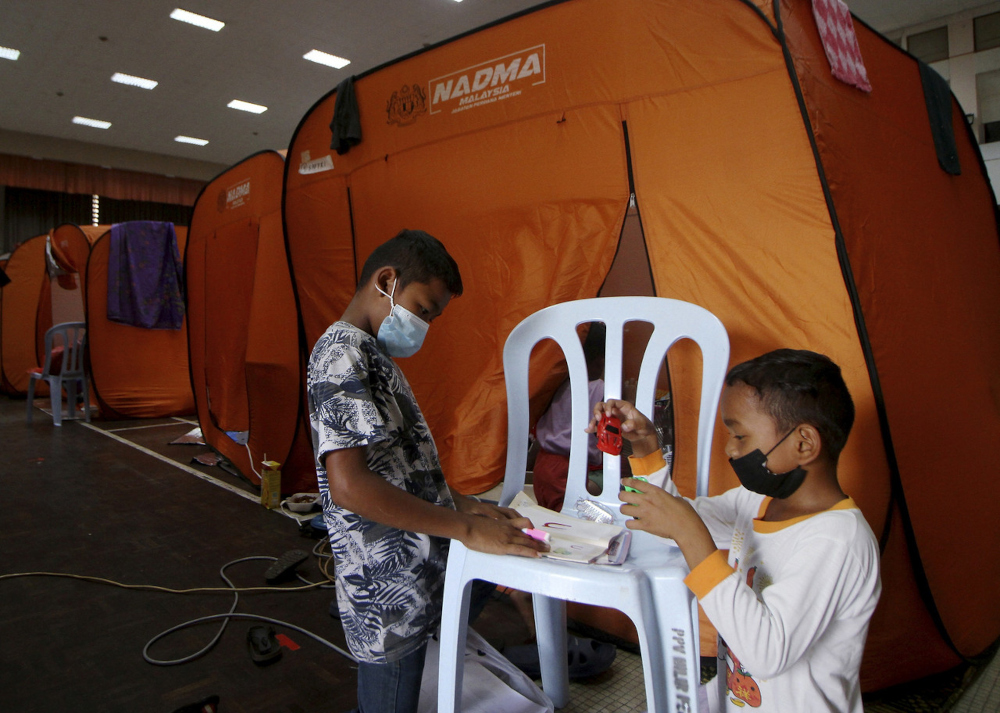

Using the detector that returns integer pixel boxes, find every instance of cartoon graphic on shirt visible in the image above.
[726,649,762,708]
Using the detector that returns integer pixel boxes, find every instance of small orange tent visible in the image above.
[281,0,1000,689]
[84,224,194,419]
[186,151,314,492]
[1,225,101,396]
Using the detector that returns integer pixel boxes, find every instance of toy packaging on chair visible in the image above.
[509,492,630,565]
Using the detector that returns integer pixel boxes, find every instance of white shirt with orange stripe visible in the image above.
[631,452,881,713]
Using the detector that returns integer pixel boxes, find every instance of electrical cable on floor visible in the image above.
[143,555,353,666]
[1,548,354,666]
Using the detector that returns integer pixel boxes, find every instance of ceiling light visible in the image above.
[111,72,158,90]
[170,8,225,32]
[175,135,208,146]
[0,46,20,61]
[227,99,267,114]
[303,49,351,69]
[73,116,112,129]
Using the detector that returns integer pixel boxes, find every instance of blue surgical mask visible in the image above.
[728,427,807,499]
[375,279,428,358]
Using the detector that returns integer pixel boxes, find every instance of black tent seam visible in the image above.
[184,152,278,441]
[279,150,320,470]
[769,0,970,662]
[81,228,117,419]
[188,151,302,479]
[347,186,359,287]
[595,120,658,300]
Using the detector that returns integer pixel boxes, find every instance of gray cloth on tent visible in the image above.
[107,221,185,330]
[329,75,362,155]
[919,60,961,176]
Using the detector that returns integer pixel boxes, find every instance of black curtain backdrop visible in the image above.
[98,195,192,227]
[2,186,192,253]
[2,186,90,252]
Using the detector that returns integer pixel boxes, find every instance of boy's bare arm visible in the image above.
[324,448,546,558]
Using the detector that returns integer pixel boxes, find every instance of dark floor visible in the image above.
[0,398,530,713]
[2,396,996,713]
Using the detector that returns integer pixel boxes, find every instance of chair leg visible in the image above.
[81,378,91,423]
[649,580,698,713]
[437,565,474,713]
[66,379,78,421]
[51,377,63,427]
[26,378,36,424]
[534,594,570,708]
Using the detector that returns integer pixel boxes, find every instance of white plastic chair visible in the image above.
[26,321,91,427]
[437,297,729,713]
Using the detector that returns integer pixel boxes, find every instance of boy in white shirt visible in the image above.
[593,349,881,712]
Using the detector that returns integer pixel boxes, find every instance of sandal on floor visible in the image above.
[502,635,617,680]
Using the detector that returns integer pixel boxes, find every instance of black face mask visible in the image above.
[729,428,807,499]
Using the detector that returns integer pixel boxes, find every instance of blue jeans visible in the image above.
[353,643,428,713]
[349,579,495,713]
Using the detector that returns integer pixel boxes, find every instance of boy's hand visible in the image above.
[461,515,548,558]
[454,493,547,557]
[620,478,717,571]
[586,400,659,458]
[454,494,522,521]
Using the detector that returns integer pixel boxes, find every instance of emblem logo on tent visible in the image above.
[218,179,251,211]
[428,44,545,116]
[386,84,427,126]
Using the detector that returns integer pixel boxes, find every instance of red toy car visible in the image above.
[596,413,623,455]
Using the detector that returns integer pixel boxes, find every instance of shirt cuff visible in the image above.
[683,550,733,598]
[628,450,666,476]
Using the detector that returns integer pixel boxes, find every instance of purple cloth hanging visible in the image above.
[107,221,185,330]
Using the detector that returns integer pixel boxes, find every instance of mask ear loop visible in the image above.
[763,427,799,458]
[375,277,398,311]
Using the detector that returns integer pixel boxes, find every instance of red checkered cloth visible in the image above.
[812,0,872,92]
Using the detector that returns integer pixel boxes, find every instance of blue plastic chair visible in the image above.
[26,321,91,427]
[437,297,729,713]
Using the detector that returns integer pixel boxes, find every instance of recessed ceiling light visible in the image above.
[170,8,225,32]
[175,135,209,146]
[0,46,20,61]
[303,49,351,69]
[111,72,158,90]
[73,116,112,129]
[227,99,267,114]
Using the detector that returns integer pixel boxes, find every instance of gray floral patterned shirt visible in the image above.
[307,321,455,664]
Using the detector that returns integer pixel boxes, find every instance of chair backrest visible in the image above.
[43,321,87,377]
[499,297,729,523]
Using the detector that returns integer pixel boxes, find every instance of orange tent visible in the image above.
[83,224,194,419]
[186,151,314,492]
[1,225,100,396]
[282,0,1000,689]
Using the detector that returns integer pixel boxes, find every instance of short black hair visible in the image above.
[357,229,463,296]
[725,349,855,462]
